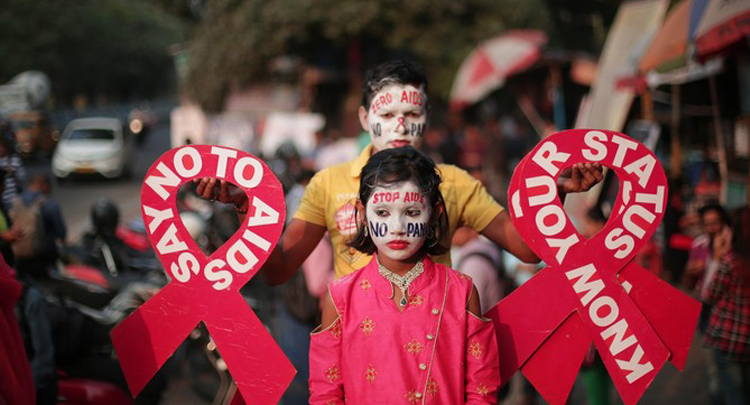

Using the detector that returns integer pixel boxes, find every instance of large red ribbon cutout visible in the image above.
[111,145,295,404]
[486,129,700,405]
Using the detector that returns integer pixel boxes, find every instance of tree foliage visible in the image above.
[0,0,186,104]
[544,0,620,53]
[186,0,550,110]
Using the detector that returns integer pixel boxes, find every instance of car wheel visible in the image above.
[55,175,69,185]
[121,164,133,180]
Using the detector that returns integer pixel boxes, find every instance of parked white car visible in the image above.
[52,117,133,180]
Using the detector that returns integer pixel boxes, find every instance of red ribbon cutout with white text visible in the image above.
[111,145,294,404]
[486,129,700,405]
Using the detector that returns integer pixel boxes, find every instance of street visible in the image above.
[26,120,172,240]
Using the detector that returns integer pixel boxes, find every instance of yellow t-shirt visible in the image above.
[294,145,504,278]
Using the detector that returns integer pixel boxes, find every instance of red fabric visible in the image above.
[309,257,500,404]
[0,258,35,405]
[669,234,694,251]
[703,255,750,362]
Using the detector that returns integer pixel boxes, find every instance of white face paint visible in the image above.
[366,181,432,262]
[363,84,427,151]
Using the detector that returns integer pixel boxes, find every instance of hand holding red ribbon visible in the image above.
[111,145,294,404]
[486,129,700,405]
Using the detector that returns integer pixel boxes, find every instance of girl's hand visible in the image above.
[194,178,249,212]
[713,226,732,260]
[558,163,604,193]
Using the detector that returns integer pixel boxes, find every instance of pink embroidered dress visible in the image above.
[309,256,500,404]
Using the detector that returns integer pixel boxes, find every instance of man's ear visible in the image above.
[358,106,369,133]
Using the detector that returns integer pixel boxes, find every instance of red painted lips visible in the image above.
[386,240,410,250]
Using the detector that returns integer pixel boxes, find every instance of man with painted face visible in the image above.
[199,60,602,283]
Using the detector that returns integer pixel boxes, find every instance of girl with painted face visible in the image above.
[309,147,500,404]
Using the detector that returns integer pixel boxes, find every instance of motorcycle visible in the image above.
[57,372,134,405]
[26,199,168,404]
[37,266,166,404]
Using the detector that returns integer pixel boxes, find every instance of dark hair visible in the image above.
[729,206,750,286]
[730,207,749,261]
[348,146,448,256]
[361,60,429,108]
[699,202,729,225]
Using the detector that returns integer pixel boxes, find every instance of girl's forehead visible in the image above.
[367,180,427,203]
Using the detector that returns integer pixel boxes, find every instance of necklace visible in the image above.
[377,259,425,307]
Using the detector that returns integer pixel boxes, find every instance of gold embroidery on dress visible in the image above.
[360,317,375,336]
[468,340,484,359]
[476,384,490,396]
[405,339,425,355]
[360,279,372,290]
[326,365,341,382]
[330,319,342,339]
[426,378,438,396]
[365,364,377,383]
[408,294,425,306]
[405,389,420,404]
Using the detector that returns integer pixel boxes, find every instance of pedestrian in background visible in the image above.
[10,174,66,279]
[0,170,22,266]
[687,202,730,405]
[0,134,26,209]
[702,205,750,405]
[687,203,730,298]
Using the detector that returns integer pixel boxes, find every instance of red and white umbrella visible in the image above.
[449,30,547,109]
[694,0,750,59]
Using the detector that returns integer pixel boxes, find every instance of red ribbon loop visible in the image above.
[111,145,294,404]
[487,129,700,405]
